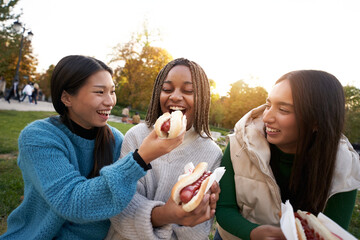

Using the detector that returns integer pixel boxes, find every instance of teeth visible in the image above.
[97,110,111,115]
[170,106,185,111]
[266,127,280,133]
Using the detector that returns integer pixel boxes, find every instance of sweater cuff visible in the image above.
[133,149,152,171]
[134,200,172,239]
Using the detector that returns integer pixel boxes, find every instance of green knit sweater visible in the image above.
[216,144,357,240]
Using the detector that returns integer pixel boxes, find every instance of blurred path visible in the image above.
[0,98,129,123]
[0,98,55,112]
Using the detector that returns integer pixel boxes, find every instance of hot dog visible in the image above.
[154,110,186,139]
[294,210,342,240]
[171,162,212,212]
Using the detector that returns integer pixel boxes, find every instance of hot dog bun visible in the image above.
[154,110,186,139]
[295,210,341,240]
[171,162,210,212]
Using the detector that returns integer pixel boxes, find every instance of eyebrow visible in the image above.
[163,80,193,84]
[266,98,293,107]
[93,84,115,88]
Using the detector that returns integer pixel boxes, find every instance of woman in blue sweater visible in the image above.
[0,55,184,240]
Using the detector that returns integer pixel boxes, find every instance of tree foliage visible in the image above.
[220,80,267,129]
[110,27,172,111]
[36,64,55,100]
[0,0,37,88]
[344,85,360,144]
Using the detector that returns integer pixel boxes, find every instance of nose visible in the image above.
[262,106,275,123]
[104,93,116,107]
[169,89,183,102]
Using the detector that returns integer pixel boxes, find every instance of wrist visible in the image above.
[151,205,171,227]
[137,147,152,164]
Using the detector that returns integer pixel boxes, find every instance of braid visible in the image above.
[146,58,212,139]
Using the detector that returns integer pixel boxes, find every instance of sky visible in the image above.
[11,0,360,96]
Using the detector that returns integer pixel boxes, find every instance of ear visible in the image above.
[61,90,72,107]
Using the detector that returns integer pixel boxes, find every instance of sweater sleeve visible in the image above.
[17,122,146,224]
[216,144,259,240]
[107,125,172,239]
[323,189,357,229]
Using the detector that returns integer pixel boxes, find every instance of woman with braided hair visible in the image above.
[106,58,223,240]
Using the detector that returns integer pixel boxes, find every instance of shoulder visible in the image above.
[108,124,124,141]
[198,137,222,154]
[331,135,360,193]
[124,123,151,139]
[20,117,60,137]
[19,116,70,146]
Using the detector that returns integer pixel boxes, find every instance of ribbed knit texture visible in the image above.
[106,123,223,240]
[1,117,146,240]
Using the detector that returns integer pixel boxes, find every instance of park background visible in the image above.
[0,0,359,142]
[0,0,360,237]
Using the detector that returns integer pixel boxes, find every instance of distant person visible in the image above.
[20,82,34,103]
[132,112,140,124]
[5,79,20,103]
[0,75,6,98]
[31,83,39,104]
[215,70,360,240]
[121,106,130,123]
[1,55,184,240]
[106,58,222,240]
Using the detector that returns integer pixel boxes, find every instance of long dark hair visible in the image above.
[146,58,212,138]
[276,70,345,214]
[51,55,115,178]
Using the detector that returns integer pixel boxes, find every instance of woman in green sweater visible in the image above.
[215,70,360,240]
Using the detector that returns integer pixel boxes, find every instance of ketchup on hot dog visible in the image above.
[295,212,320,240]
[161,119,171,132]
[179,171,212,204]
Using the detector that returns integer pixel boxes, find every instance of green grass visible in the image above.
[0,156,24,234]
[108,121,134,134]
[0,111,58,154]
[0,110,359,238]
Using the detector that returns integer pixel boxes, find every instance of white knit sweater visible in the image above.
[106,123,223,240]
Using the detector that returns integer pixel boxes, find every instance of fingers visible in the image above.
[209,181,220,210]
[138,130,184,163]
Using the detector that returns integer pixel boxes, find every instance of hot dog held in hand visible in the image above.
[171,162,226,212]
[154,110,187,139]
[280,200,357,240]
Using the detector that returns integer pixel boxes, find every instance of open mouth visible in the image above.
[97,110,111,117]
[169,106,186,115]
[266,127,280,133]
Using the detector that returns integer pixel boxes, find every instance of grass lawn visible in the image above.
[0,110,359,238]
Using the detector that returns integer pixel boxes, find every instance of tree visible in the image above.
[36,64,55,101]
[221,80,267,129]
[111,26,172,110]
[344,85,360,144]
[209,79,225,127]
[0,0,37,88]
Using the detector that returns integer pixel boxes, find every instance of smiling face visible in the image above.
[263,79,298,153]
[61,70,116,129]
[160,65,194,130]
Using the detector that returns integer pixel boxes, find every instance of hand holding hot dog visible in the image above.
[137,129,185,164]
[209,181,220,214]
[151,162,225,227]
[151,191,212,227]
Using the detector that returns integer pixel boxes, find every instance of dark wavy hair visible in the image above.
[51,55,115,178]
[276,70,345,214]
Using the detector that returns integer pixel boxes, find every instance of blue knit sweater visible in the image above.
[0,117,146,240]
